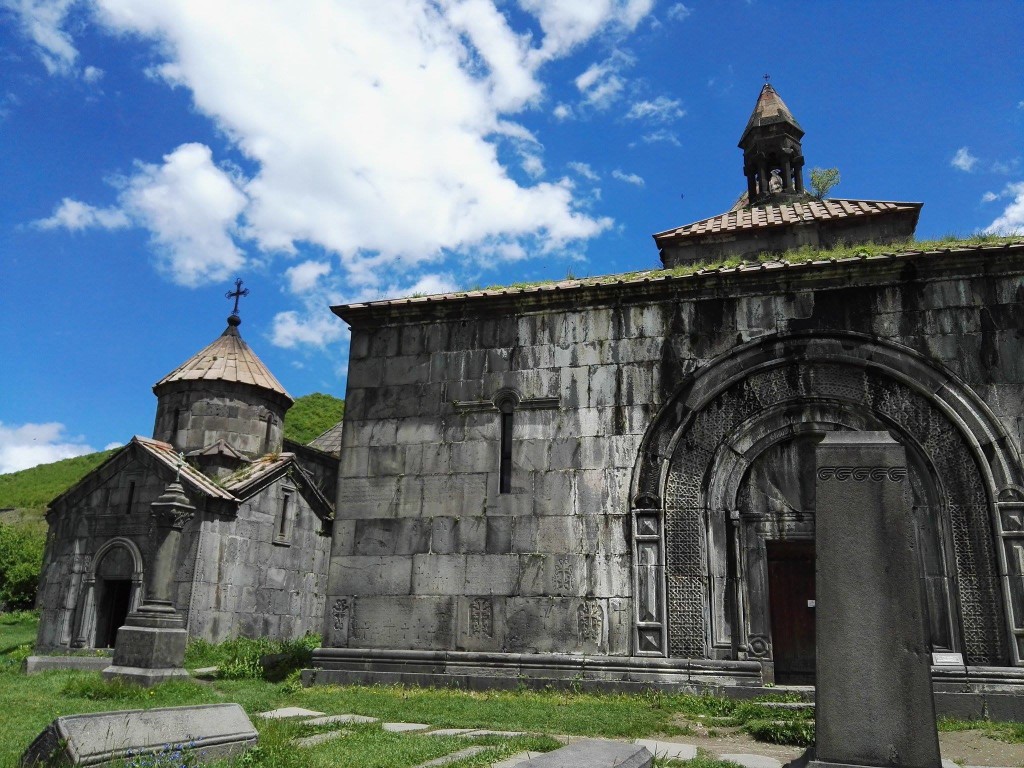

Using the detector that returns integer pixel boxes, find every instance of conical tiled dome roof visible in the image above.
[154,316,292,403]
[739,83,803,144]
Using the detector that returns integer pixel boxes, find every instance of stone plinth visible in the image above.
[810,432,940,768]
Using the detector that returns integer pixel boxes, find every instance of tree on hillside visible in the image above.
[810,167,841,199]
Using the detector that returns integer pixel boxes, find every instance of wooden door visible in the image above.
[767,541,815,684]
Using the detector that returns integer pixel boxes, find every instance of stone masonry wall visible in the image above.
[325,249,1024,658]
[188,475,330,643]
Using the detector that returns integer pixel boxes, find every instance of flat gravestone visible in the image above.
[257,706,325,719]
[811,432,941,768]
[383,722,431,732]
[515,739,652,768]
[20,703,256,767]
[23,656,112,675]
[305,714,378,725]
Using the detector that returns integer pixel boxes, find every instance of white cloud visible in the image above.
[0,421,94,474]
[34,197,130,230]
[520,0,654,65]
[641,129,680,146]
[626,95,684,122]
[552,102,573,121]
[270,310,345,350]
[285,260,331,294]
[981,191,998,203]
[521,153,545,178]
[612,169,644,186]
[83,1,613,288]
[951,146,978,172]
[568,161,599,181]
[574,54,631,109]
[985,181,1024,235]
[2,0,78,75]
[103,441,123,450]
[83,64,103,82]
[666,3,691,21]
[121,143,248,287]
[991,158,1021,175]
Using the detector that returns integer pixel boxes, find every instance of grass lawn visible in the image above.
[3,613,1023,767]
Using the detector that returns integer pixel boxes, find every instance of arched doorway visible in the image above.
[630,333,1024,672]
[71,537,144,650]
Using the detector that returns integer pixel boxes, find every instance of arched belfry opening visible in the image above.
[631,333,1024,678]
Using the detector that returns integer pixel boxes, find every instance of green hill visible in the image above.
[284,393,345,445]
[0,393,344,520]
[0,450,117,520]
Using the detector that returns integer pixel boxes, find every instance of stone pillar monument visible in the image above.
[809,432,940,768]
[104,477,195,686]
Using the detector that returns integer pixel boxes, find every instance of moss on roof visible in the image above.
[461,234,1024,296]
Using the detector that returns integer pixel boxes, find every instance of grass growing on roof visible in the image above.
[450,234,1024,298]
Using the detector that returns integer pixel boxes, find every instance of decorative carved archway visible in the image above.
[631,333,1024,667]
[70,537,144,649]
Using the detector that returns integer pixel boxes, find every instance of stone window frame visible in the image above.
[493,389,519,495]
[274,485,296,546]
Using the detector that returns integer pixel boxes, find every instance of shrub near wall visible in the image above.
[0,522,46,610]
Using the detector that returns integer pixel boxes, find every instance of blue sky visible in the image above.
[1,0,1022,472]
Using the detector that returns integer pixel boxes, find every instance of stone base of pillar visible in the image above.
[103,601,189,687]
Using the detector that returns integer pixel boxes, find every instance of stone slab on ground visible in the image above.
[294,730,349,749]
[23,656,112,675]
[257,707,325,719]
[20,703,257,767]
[414,746,488,767]
[720,754,782,768]
[383,722,431,732]
[635,739,697,761]
[426,728,481,736]
[305,714,378,725]
[191,666,219,676]
[464,729,526,738]
[513,739,652,768]
[490,752,542,768]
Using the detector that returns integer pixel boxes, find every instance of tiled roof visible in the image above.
[221,452,293,496]
[153,318,292,402]
[331,241,1023,316]
[132,436,236,501]
[740,83,802,142]
[654,199,922,242]
[309,421,344,455]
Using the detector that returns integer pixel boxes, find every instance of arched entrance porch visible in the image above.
[630,333,1024,675]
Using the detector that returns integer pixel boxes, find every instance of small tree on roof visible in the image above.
[810,167,841,199]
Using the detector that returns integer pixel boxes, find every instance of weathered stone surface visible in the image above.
[24,656,111,675]
[512,739,652,768]
[634,739,696,760]
[257,707,325,719]
[811,433,941,768]
[720,754,782,768]
[20,704,256,767]
[304,714,377,725]
[382,722,430,732]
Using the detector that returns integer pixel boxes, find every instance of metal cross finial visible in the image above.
[763,73,771,84]
[226,278,250,316]
[175,452,185,482]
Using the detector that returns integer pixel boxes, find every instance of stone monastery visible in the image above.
[39,84,1024,692]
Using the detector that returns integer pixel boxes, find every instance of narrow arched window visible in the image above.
[262,415,274,454]
[498,399,514,494]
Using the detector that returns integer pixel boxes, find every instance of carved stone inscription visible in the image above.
[577,601,603,645]
[469,597,493,638]
[817,466,908,482]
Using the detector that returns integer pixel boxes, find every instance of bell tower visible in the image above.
[738,82,807,205]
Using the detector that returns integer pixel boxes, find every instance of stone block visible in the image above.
[464,554,520,595]
[328,556,413,596]
[515,739,652,768]
[412,554,467,594]
[24,656,112,675]
[20,704,257,767]
[348,596,455,649]
[486,517,513,554]
[635,740,697,761]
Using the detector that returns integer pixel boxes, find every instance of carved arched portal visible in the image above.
[70,537,144,649]
[631,333,1024,669]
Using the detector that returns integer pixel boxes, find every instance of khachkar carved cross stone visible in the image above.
[104,478,196,686]
[808,432,941,768]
